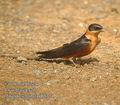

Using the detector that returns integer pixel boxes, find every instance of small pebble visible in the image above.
[111,8,119,14]
[113,28,119,34]
[54,70,57,73]
[61,23,68,30]
[33,69,45,78]
[64,75,71,80]
[84,63,88,66]
[95,14,107,19]
[16,50,20,54]
[78,23,84,28]
[103,103,109,105]
[46,80,59,86]
[53,29,60,33]
[17,56,27,62]
[25,15,30,19]
[1,36,5,40]
[84,1,88,5]
[90,76,97,82]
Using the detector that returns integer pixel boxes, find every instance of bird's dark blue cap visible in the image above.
[88,23,103,31]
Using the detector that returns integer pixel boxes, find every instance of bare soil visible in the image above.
[0,0,120,105]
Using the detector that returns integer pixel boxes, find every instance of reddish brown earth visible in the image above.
[0,0,120,105]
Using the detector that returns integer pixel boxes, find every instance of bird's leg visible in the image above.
[72,57,78,62]
[72,57,84,66]
[69,58,80,67]
[63,57,79,67]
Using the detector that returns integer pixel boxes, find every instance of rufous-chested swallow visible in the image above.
[36,23,103,65]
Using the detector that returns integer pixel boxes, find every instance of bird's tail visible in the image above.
[36,49,61,59]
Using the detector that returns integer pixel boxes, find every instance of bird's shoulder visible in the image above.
[62,35,91,48]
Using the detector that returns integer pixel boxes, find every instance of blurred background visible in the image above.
[0,0,120,105]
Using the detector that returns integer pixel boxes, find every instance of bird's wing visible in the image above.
[37,35,91,59]
[62,35,91,55]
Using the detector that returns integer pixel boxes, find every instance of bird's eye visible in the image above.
[94,27,101,30]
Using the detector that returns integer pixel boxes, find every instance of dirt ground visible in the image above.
[0,0,120,105]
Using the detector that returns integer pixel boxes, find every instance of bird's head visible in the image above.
[88,23,103,34]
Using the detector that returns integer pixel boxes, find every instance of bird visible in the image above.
[36,23,103,66]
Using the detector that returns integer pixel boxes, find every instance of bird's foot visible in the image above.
[69,58,81,68]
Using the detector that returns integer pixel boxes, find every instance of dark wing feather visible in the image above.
[60,35,91,56]
[36,46,66,59]
[37,35,91,59]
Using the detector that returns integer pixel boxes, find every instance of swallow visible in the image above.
[36,23,103,66]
